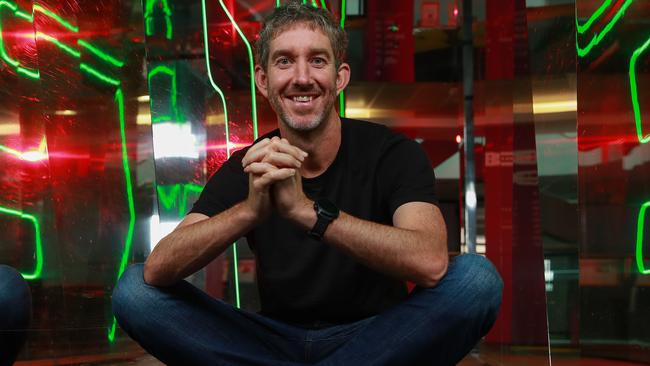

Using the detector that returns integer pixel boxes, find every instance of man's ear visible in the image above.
[336,62,351,95]
[254,64,269,98]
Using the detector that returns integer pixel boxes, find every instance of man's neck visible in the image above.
[279,111,342,178]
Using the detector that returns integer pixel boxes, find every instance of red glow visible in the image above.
[453,8,458,17]
[456,134,462,144]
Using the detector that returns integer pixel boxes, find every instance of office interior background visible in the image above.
[0,0,649,364]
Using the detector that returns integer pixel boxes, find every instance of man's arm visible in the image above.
[144,137,306,286]
[289,199,448,288]
[143,203,258,286]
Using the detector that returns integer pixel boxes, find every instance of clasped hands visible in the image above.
[241,136,312,223]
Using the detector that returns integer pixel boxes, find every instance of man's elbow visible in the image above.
[416,255,448,288]
[143,259,173,287]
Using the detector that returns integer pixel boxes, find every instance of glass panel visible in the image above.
[577,0,650,363]
[1,0,155,360]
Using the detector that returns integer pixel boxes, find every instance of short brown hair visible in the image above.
[255,0,348,70]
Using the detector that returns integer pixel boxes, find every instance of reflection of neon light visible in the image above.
[0,1,40,79]
[152,122,199,158]
[201,0,240,307]
[218,0,258,139]
[147,65,181,123]
[144,0,172,39]
[636,201,650,274]
[576,0,634,57]
[156,183,203,218]
[576,0,612,34]
[77,40,125,68]
[36,32,80,58]
[0,137,48,162]
[33,4,79,32]
[629,37,650,144]
[0,206,44,280]
[108,88,137,343]
[201,0,230,156]
[80,62,120,86]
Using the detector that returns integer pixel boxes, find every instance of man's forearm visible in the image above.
[144,201,257,286]
[290,200,448,287]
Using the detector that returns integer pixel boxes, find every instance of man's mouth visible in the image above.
[290,95,315,103]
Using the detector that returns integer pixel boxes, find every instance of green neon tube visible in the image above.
[77,40,125,68]
[33,4,78,32]
[576,0,634,58]
[147,65,181,122]
[201,0,231,156]
[0,206,44,280]
[108,88,137,342]
[80,62,120,86]
[218,0,258,139]
[576,0,612,34]
[201,0,241,307]
[629,37,650,144]
[636,201,650,274]
[36,32,80,58]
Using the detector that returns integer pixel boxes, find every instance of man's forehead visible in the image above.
[269,23,333,54]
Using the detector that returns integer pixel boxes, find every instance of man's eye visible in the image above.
[277,58,290,66]
[312,58,325,65]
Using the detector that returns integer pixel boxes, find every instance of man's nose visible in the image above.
[293,60,312,86]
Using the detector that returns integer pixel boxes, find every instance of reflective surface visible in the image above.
[7,0,648,364]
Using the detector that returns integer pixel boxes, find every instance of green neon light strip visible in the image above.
[576,0,633,57]
[629,37,650,144]
[201,0,230,155]
[156,183,203,218]
[108,88,137,342]
[33,4,78,32]
[36,32,80,58]
[201,0,240,307]
[576,0,612,34]
[77,40,124,68]
[0,206,44,280]
[0,2,39,79]
[80,62,120,86]
[144,0,172,39]
[148,65,182,122]
[636,201,650,274]
[218,0,258,139]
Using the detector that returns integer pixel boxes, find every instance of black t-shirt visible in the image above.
[190,118,438,326]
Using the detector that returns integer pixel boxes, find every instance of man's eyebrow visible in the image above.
[269,48,332,60]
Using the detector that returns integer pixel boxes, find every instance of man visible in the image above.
[0,265,31,366]
[113,2,502,365]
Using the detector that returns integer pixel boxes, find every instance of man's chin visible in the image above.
[282,116,323,132]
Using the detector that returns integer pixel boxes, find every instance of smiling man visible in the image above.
[112,2,502,365]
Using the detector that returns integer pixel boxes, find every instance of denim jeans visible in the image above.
[0,265,31,366]
[112,254,502,366]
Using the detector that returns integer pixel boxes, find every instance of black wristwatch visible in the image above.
[307,198,339,240]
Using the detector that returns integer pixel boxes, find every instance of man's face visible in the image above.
[255,23,349,132]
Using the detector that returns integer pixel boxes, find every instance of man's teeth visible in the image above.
[293,96,313,102]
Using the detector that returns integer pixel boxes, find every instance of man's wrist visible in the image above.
[288,198,317,230]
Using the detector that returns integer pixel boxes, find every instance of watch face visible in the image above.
[317,199,339,218]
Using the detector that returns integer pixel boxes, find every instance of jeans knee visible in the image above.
[0,265,31,329]
[453,255,503,311]
[112,264,147,321]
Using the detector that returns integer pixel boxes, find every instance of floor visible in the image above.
[14,346,650,366]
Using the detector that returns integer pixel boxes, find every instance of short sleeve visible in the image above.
[189,149,248,217]
[376,136,438,217]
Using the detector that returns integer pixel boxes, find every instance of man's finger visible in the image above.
[262,151,302,169]
[242,138,271,166]
[253,168,295,189]
[244,162,276,175]
[272,139,308,159]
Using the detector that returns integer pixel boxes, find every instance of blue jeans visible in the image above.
[0,265,31,366]
[112,254,502,366]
